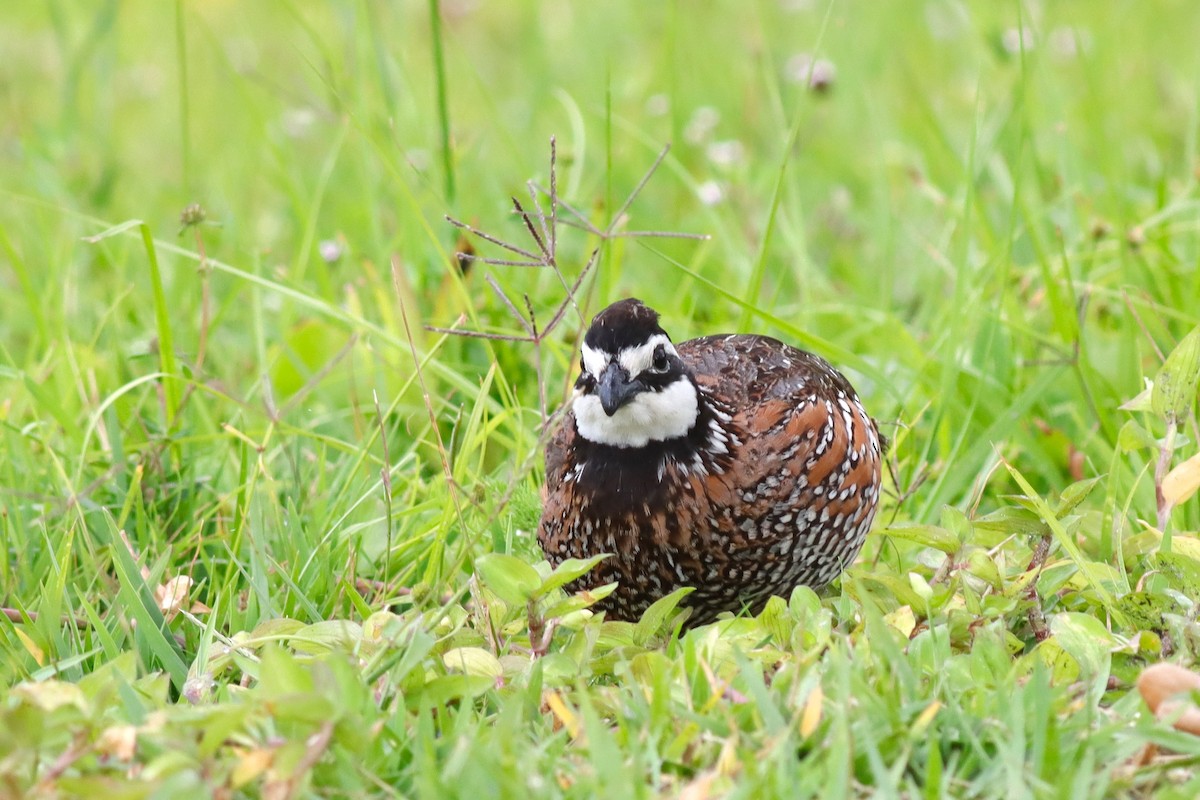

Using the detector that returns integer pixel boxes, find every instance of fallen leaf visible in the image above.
[11,680,88,712]
[231,747,275,788]
[1136,663,1200,736]
[14,627,45,666]
[96,724,138,760]
[1163,451,1200,507]
[543,691,582,739]
[913,700,942,735]
[156,576,193,620]
[800,685,823,737]
[679,772,717,800]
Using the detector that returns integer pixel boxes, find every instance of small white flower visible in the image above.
[281,107,316,137]
[697,180,724,206]
[706,140,745,168]
[1001,27,1035,54]
[685,106,720,144]
[1048,26,1090,58]
[645,94,670,116]
[319,240,343,264]
[785,54,836,90]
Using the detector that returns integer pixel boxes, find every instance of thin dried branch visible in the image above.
[548,136,559,264]
[425,327,533,342]
[610,230,711,240]
[608,144,672,237]
[428,137,706,428]
[513,197,550,262]
[485,275,536,337]
[542,247,599,336]
[456,254,545,268]
[444,215,543,264]
[525,190,604,237]
[526,182,552,258]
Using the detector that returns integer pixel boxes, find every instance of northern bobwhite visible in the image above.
[538,298,884,626]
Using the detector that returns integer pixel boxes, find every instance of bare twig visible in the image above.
[445,216,543,264]
[35,732,90,791]
[607,144,672,237]
[3,607,91,628]
[1024,533,1054,642]
[432,138,706,428]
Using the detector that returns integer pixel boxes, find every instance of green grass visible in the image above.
[3,1,1200,797]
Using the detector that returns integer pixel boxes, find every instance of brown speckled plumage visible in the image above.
[539,299,883,626]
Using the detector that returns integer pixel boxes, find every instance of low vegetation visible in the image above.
[2,2,1200,797]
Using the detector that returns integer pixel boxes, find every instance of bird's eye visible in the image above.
[652,345,669,371]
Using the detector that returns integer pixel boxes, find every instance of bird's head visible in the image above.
[572,298,699,448]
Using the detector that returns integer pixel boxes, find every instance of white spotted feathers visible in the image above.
[539,298,885,626]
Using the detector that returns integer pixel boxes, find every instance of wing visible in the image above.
[542,409,576,494]
[678,334,861,406]
[678,334,883,588]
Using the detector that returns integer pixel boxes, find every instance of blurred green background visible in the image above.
[3,2,1200,795]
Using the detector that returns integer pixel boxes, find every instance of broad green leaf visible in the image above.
[11,680,88,713]
[291,620,363,654]
[634,586,695,644]
[879,523,960,553]
[258,646,313,696]
[940,505,973,544]
[855,574,928,610]
[1152,324,1200,423]
[628,651,675,684]
[442,647,504,680]
[1116,420,1158,453]
[1055,476,1103,516]
[973,507,1047,538]
[475,553,541,606]
[1154,552,1200,596]
[1119,378,1154,412]
[419,675,494,706]
[757,596,793,644]
[1002,461,1123,621]
[1028,638,1081,684]
[1049,612,1114,681]
[535,554,610,597]
[965,549,1003,590]
[883,605,917,637]
[788,586,822,621]
[1172,535,1200,562]
[542,595,597,620]
[908,572,934,605]
[247,618,308,643]
[1115,591,1174,631]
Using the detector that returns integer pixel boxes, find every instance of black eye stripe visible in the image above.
[638,372,684,392]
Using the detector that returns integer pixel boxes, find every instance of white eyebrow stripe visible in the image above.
[616,334,674,376]
[581,344,609,378]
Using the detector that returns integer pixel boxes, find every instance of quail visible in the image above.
[538,298,884,626]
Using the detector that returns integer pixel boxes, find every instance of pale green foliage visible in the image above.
[2,2,1200,797]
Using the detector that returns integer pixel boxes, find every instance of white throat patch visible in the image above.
[574,377,699,448]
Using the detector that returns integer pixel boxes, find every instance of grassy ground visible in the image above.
[3,1,1200,797]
